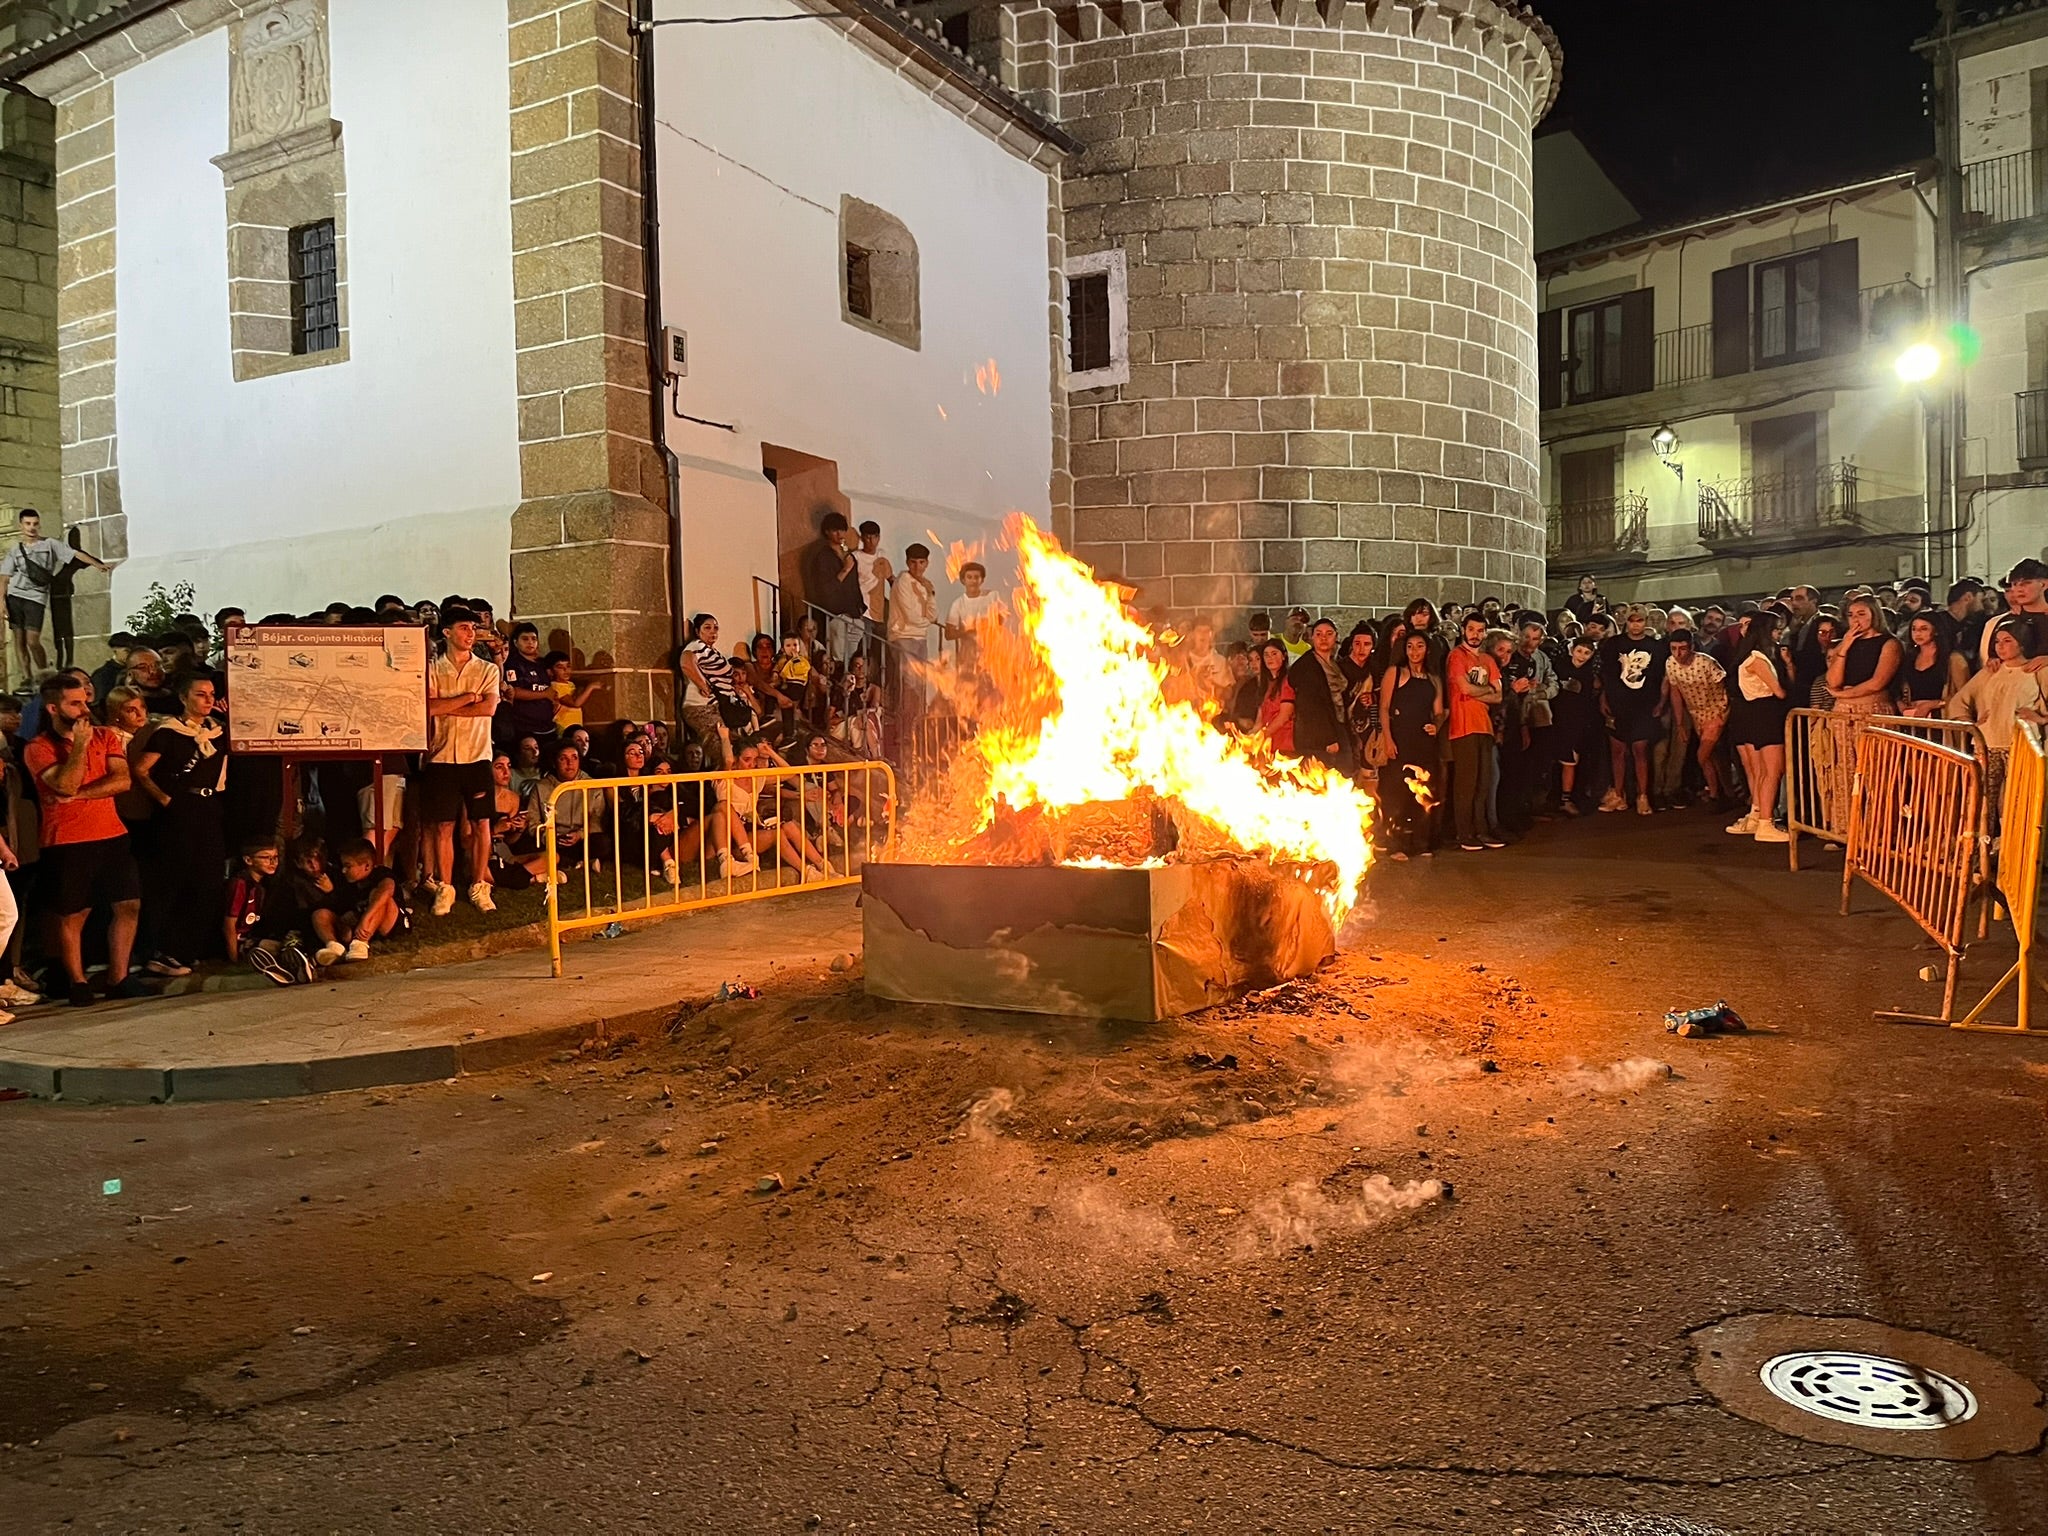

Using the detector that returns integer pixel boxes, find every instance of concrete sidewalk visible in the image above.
[0,889,861,1103]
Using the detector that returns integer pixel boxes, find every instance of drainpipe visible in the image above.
[635,0,686,667]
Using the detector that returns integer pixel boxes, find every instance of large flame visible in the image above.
[900,515,1372,919]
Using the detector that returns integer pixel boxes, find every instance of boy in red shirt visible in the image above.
[22,672,146,1006]
[1446,612,1505,853]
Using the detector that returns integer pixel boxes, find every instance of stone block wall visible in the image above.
[0,90,59,541]
[506,0,674,723]
[1027,0,1557,625]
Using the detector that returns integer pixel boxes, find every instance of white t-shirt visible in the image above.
[852,549,885,620]
[887,572,938,643]
[428,651,501,765]
[2,536,69,602]
[947,591,1007,633]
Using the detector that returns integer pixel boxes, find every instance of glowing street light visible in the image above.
[1895,341,1942,385]
[1650,423,1679,455]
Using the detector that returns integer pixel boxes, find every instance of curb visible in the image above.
[0,1002,690,1105]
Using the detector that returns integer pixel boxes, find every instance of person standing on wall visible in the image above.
[886,542,937,766]
[852,520,893,670]
[421,606,502,918]
[1,510,112,690]
[805,511,866,667]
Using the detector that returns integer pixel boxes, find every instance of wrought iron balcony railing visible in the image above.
[1697,461,1859,544]
[1547,491,1650,561]
[1960,149,2045,233]
[2020,389,2048,469]
[1638,284,1927,394]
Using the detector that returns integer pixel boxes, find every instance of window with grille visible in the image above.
[845,243,874,322]
[1068,272,1112,375]
[1062,249,1128,389]
[290,219,340,355]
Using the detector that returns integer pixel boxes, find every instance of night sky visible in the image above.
[1535,0,1938,226]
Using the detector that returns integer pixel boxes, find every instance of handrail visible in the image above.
[542,759,896,976]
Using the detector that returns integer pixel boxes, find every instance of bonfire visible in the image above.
[889,515,1373,922]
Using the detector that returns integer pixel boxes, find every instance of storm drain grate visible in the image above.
[1760,1350,1976,1430]
[1690,1313,2043,1458]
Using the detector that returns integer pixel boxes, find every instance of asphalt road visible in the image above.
[2,810,2045,1535]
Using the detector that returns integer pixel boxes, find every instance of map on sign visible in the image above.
[223,625,429,754]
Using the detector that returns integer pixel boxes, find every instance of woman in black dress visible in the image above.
[1825,594,1904,721]
[1376,630,1444,860]
[1898,613,1970,718]
[1724,611,1792,843]
[132,673,228,972]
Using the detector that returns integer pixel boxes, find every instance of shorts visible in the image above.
[40,836,142,915]
[6,592,44,631]
[419,760,493,823]
[357,774,406,836]
[1607,709,1661,745]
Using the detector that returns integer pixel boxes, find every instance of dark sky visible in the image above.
[1535,0,1937,226]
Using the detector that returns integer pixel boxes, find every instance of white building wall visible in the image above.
[650,0,1054,644]
[1540,181,1935,599]
[1959,36,2048,162]
[110,0,520,623]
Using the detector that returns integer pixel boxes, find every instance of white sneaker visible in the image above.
[1635,795,1652,816]
[0,980,40,1006]
[1598,790,1626,812]
[1753,822,1790,843]
[430,881,457,917]
[1725,814,1756,835]
[467,882,496,914]
[344,939,371,962]
[661,858,680,889]
[315,941,346,967]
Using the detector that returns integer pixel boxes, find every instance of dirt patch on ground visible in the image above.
[636,944,1548,1152]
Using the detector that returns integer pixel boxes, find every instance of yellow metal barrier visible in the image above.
[1843,725,1982,1021]
[543,758,896,978]
[1886,719,2048,1033]
[1788,711,1991,922]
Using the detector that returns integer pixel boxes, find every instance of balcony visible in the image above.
[1697,461,1859,547]
[1635,283,1927,394]
[1547,491,1650,563]
[1960,149,2045,234]
[2020,389,2048,470]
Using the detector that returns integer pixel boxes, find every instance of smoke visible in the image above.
[962,1087,1019,1139]
[1566,1057,1674,1095]
[1236,1174,1446,1255]
[1326,1034,1478,1098]
[1061,1185,1178,1254]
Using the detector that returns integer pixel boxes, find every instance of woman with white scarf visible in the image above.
[132,674,229,975]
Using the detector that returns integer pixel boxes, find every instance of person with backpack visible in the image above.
[1,511,112,689]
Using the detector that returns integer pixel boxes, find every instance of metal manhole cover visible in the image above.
[1690,1313,2043,1458]
[1760,1350,1976,1430]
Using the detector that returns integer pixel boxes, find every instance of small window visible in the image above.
[845,244,874,322]
[839,197,919,349]
[290,219,340,355]
[1063,248,1129,390]
[1069,272,1112,374]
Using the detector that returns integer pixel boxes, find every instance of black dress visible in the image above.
[1901,653,1949,708]
[143,723,228,964]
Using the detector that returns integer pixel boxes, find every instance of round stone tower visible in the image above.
[1028,0,1559,622]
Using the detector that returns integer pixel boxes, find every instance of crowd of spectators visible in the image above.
[1179,564,2048,860]
[0,567,896,1018]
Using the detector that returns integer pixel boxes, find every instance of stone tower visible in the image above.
[1014,0,1559,622]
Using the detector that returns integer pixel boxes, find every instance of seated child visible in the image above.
[310,837,406,965]
[545,651,599,733]
[225,836,316,985]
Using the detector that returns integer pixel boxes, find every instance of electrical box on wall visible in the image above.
[661,327,688,379]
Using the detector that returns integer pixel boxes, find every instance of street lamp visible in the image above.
[1650,424,1679,455]
[1896,341,1943,385]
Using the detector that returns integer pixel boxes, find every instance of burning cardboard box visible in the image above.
[862,857,1334,1022]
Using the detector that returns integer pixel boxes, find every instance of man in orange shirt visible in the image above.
[22,672,147,1006]
[1446,611,1505,852]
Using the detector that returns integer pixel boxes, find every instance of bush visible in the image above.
[126,580,197,640]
